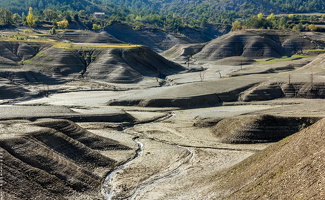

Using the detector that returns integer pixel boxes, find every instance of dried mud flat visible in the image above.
[3,88,324,199]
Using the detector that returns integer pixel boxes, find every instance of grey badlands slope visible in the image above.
[163,29,325,61]
[217,117,324,199]
[0,28,324,200]
[0,119,133,200]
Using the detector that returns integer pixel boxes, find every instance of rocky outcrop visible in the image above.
[0,70,62,85]
[33,119,130,150]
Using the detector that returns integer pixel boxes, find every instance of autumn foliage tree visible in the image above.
[92,24,101,31]
[57,19,69,29]
[231,20,242,31]
[26,7,35,27]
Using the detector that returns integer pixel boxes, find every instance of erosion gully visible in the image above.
[101,130,194,200]
[101,136,143,200]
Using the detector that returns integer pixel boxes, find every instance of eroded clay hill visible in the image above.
[210,114,320,143]
[24,45,186,83]
[0,119,132,200]
[0,39,186,100]
[61,30,123,44]
[164,30,325,61]
[104,22,209,53]
[85,46,186,83]
[0,41,48,67]
[216,117,325,199]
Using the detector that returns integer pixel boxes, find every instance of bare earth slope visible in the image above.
[165,30,325,61]
[1,28,325,200]
[104,22,204,53]
[0,41,48,67]
[108,75,264,107]
[212,114,320,143]
[217,117,325,199]
[62,30,123,44]
[0,119,133,200]
[85,46,186,83]
[0,78,29,99]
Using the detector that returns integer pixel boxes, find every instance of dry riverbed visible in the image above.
[74,103,276,199]
[16,87,325,199]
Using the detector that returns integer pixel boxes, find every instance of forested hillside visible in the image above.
[0,0,324,38]
[1,0,324,22]
[0,0,111,14]
[108,0,325,23]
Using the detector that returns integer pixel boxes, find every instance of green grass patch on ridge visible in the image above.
[255,54,315,64]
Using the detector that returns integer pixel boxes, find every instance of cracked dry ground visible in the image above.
[87,109,270,200]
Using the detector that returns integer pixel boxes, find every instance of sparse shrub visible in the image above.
[50,27,56,35]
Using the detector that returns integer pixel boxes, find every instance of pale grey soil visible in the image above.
[1,30,325,200]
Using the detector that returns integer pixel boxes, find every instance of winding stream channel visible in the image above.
[129,147,193,200]
[100,132,194,200]
[100,112,260,200]
[101,137,144,200]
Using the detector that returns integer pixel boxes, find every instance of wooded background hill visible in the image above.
[1,0,324,24]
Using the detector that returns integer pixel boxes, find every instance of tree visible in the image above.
[0,8,13,25]
[292,22,304,31]
[307,24,317,31]
[257,13,264,19]
[266,13,275,20]
[322,14,325,21]
[78,10,87,18]
[278,17,288,29]
[231,20,242,31]
[65,14,72,23]
[26,7,35,27]
[199,16,208,29]
[43,9,58,22]
[12,13,21,22]
[92,24,101,31]
[57,19,69,29]
[50,27,56,35]
[73,14,79,22]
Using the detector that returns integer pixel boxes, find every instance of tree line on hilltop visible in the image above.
[232,13,325,32]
